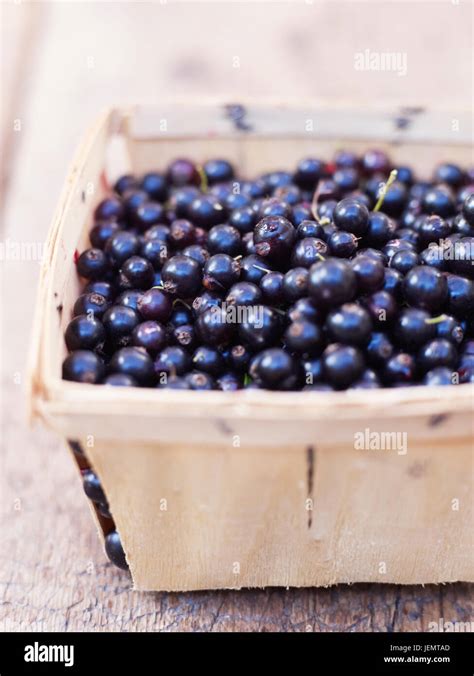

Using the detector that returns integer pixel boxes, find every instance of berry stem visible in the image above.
[373,169,398,212]
[310,180,323,223]
[197,165,208,193]
[424,314,448,325]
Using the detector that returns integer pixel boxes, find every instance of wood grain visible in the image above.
[1,1,473,632]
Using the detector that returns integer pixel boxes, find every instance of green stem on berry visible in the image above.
[197,165,208,193]
[316,253,326,262]
[373,169,398,212]
[310,180,323,223]
[243,374,252,386]
[173,298,191,310]
[424,314,448,325]
[252,264,271,274]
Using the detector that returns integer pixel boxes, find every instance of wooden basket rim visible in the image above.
[28,103,474,426]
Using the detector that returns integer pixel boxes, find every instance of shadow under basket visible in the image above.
[29,103,474,591]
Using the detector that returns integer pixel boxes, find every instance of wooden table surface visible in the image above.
[0,2,472,632]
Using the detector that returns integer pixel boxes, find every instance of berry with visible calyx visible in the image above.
[288,297,322,324]
[84,281,116,302]
[162,255,202,297]
[226,281,262,307]
[254,216,296,263]
[203,254,241,291]
[291,237,327,268]
[192,290,222,317]
[73,293,110,319]
[169,219,196,249]
[328,231,358,258]
[282,267,309,302]
[185,370,216,390]
[227,344,252,372]
[103,305,140,347]
[435,315,464,345]
[76,248,108,280]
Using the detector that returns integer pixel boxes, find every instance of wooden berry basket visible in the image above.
[29,103,474,591]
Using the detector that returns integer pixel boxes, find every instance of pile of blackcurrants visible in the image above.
[63,152,474,391]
